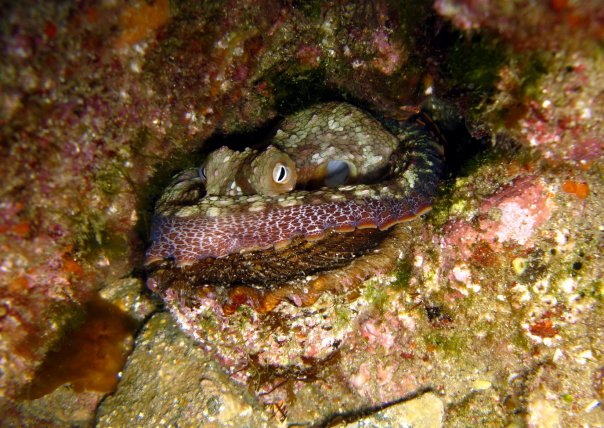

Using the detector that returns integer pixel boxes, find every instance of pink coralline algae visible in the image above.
[444,175,553,259]
[370,28,406,76]
[359,319,396,351]
[434,0,604,49]
[517,58,604,164]
[0,1,166,399]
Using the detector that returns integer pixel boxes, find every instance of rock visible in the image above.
[0,1,602,426]
[527,397,560,428]
[346,392,444,428]
[98,277,157,323]
[0,389,102,428]
[96,313,269,427]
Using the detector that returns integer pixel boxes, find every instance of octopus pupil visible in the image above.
[273,163,288,183]
[198,165,207,181]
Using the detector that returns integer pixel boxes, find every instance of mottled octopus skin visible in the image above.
[201,145,297,196]
[145,106,443,267]
[273,102,400,187]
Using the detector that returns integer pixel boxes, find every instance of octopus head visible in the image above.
[199,145,297,196]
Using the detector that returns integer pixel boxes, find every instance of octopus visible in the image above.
[146,102,444,313]
[145,102,445,382]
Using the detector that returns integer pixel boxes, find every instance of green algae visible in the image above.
[426,179,456,228]
[424,331,468,357]
[363,282,389,313]
[510,328,530,351]
[391,257,414,291]
[291,0,324,19]
[72,210,109,256]
[71,205,130,263]
[334,304,352,329]
[96,168,123,196]
[517,53,550,99]
[135,145,204,241]
[446,34,508,97]
[586,280,604,300]
[456,143,526,179]
[271,66,331,115]
[197,311,219,333]
[234,305,254,332]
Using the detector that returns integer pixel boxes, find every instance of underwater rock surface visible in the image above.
[1,0,602,426]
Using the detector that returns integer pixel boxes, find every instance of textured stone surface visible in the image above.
[96,313,270,427]
[98,277,157,323]
[346,392,444,428]
[0,0,602,426]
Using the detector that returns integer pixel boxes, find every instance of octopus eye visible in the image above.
[198,164,207,182]
[273,163,290,184]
